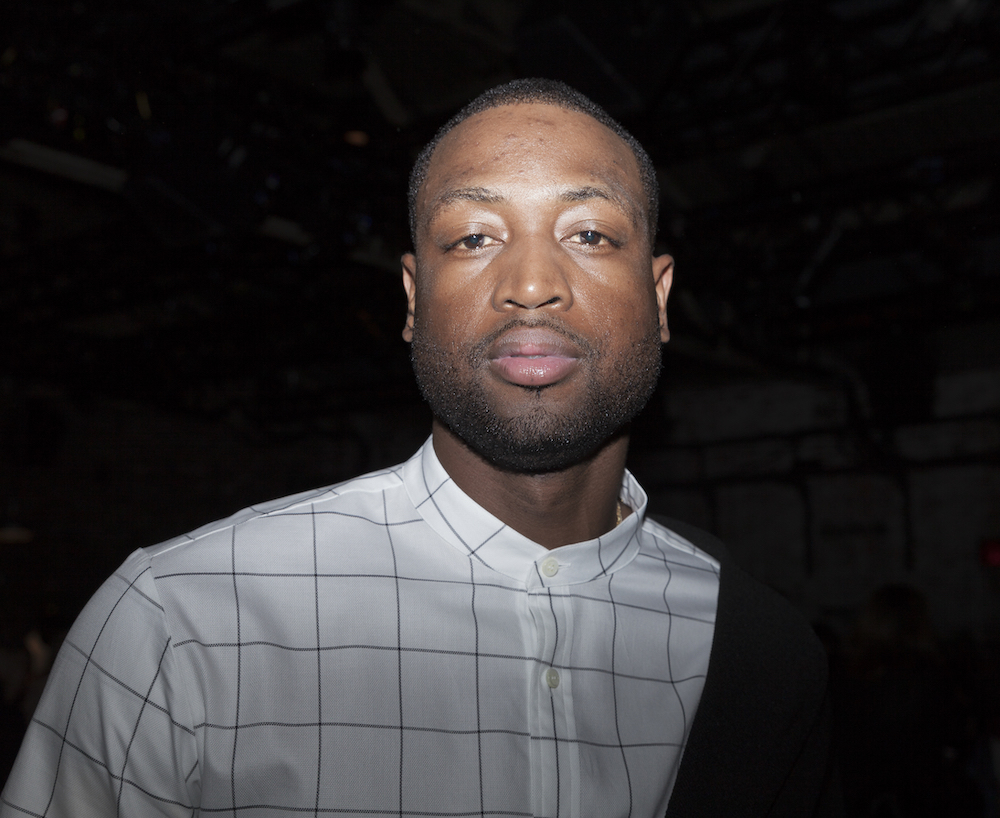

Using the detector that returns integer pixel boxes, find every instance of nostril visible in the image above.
[503,295,562,310]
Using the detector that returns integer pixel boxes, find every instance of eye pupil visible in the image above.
[463,234,484,249]
[582,230,600,244]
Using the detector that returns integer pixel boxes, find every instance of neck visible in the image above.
[430,419,630,549]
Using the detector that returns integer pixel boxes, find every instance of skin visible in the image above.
[401,102,674,549]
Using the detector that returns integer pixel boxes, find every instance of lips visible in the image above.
[487,326,582,387]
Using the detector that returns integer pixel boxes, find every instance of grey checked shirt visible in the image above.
[2,438,719,818]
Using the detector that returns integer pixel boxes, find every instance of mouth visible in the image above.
[487,326,582,387]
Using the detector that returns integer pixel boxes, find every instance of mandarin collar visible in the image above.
[402,437,647,586]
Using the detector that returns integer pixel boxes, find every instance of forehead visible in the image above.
[418,102,642,216]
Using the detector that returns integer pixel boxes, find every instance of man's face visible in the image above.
[402,102,673,473]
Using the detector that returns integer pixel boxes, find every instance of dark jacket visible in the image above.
[656,517,844,817]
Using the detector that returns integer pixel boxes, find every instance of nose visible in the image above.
[490,237,574,312]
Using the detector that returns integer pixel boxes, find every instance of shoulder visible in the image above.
[641,513,723,568]
[649,513,822,667]
[645,514,729,569]
[649,515,828,739]
[142,461,408,571]
[128,462,414,638]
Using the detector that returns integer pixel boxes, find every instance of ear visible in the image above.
[652,253,674,342]
[401,252,418,342]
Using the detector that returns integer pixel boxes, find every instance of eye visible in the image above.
[449,233,495,251]
[569,229,618,247]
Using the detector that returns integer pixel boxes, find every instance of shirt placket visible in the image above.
[526,556,577,818]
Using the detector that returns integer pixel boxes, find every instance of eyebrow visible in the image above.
[422,187,506,232]
[437,187,506,207]
[559,185,641,226]
[423,183,641,232]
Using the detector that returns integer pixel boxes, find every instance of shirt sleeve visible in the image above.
[1,549,200,817]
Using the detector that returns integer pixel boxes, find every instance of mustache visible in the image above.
[468,316,597,363]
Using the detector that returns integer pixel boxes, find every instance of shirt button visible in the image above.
[545,668,560,689]
[541,557,559,577]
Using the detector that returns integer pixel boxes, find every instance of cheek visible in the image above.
[580,283,659,337]
[413,285,483,349]
[414,269,498,339]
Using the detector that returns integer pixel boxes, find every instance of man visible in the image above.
[2,79,840,817]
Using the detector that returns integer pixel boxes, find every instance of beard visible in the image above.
[410,316,662,473]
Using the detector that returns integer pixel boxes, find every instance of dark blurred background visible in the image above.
[1,0,999,809]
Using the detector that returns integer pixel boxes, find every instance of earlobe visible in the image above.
[401,253,418,343]
[652,253,674,342]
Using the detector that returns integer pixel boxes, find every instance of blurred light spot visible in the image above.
[136,90,152,120]
[344,130,369,147]
[0,524,34,545]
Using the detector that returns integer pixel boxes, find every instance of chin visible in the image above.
[446,415,628,475]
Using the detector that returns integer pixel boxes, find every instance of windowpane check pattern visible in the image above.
[2,439,719,818]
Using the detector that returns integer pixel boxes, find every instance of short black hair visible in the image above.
[407,78,659,247]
